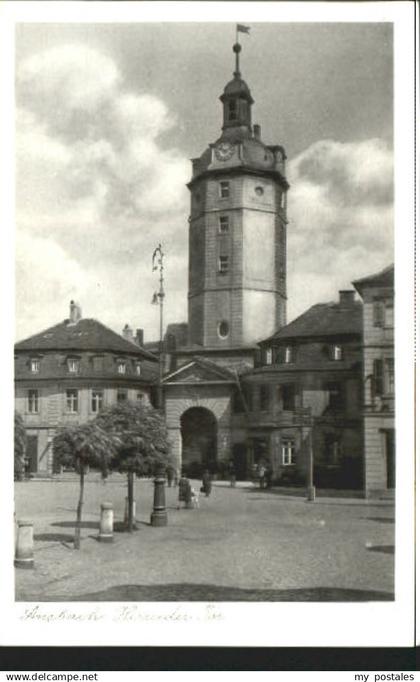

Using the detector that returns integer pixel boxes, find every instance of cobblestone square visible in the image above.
[14,475,394,602]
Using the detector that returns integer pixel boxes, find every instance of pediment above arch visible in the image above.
[162,357,236,385]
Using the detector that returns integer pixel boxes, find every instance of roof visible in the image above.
[222,76,254,102]
[263,301,363,343]
[15,318,158,361]
[162,356,236,384]
[352,264,394,292]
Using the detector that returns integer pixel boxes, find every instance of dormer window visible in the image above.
[30,358,40,373]
[265,348,273,365]
[135,362,141,376]
[332,345,343,361]
[117,360,126,375]
[284,346,293,364]
[67,358,80,374]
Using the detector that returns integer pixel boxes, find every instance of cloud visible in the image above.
[15,45,393,343]
[287,138,393,321]
[15,45,190,341]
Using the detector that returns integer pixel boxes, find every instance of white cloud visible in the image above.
[287,138,393,321]
[15,45,393,342]
[15,44,190,342]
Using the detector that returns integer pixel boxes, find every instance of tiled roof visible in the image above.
[15,318,158,361]
[352,264,394,291]
[264,301,362,342]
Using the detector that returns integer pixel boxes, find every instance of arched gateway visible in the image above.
[180,407,217,475]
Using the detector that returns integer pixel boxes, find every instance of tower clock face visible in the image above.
[215,142,234,161]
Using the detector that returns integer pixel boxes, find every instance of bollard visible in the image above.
[307,486,316,502]
[98,502,114,542]
[15,520,34,569]
[151,472,168,526]
[124,497,136,526]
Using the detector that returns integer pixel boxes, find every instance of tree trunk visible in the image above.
[74,466,85,549]
[127,470,134,532]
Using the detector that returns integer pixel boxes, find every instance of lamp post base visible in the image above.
[150,510,168,527]
[307,486,316,502]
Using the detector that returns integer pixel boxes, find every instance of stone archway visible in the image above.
[180,407,217,476]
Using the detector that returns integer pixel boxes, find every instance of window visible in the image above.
[373,359,384,396]
[92,356,104,372]
[373,302,385,327]
[326,382,344,411]
[218,320,229,338]
[324,435,342,465]
[385,358,394,394]
[284,346,293,364]
[384,305,394,328]
[117,389,128,403]
[219,215,229,233]
[136,392,144,403]
[265,348,273,365]
[332,345,343,361]
[260,385,270,411]
[220,181,230,198]
[282,384,295,411]
[117,361,126,375]
[30,359,40,374]
[135,362,141,376]
[66,389,78,413]
[282,440,296,466]
[91,390,103,413]
[255,186,264,196]
[228,100,237,121]
[218,255,229,274]
[67,358,79,374]
[28,389,39,413]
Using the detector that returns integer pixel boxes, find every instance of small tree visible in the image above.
[52,422,116,549]
[14,411,26,481]
[95,401,170,531]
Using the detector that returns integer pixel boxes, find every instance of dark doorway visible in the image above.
[180,407,217,476]
[232,443,248,480]
[26,435,38,474]
[385,429,395,489]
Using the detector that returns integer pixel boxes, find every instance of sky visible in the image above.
[14,20,394,343]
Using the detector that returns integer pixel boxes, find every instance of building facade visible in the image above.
[241,290,364,488]
[14,301,158,476]
[353,265,394,497]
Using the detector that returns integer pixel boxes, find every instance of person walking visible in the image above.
[228,459,236,488]
[258,462,266,489]
[201,469,212,497]
[177,473,191,509]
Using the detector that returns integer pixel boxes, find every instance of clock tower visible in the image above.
[187,41,289,351]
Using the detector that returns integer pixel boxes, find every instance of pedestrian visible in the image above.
[166,464,175,488]
[177,473,191,509]
[201,469,212,497]
[265,463,273,489]
[258,462,266,489]
[228,459,236,488]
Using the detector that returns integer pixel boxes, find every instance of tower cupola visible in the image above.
[219,43,254,137]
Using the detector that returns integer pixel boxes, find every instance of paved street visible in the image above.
[14,475,394,601]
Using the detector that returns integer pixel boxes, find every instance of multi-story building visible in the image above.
[238,290,364,488]
[161,40,289,470]
[353,265,394,497]
[14,301,158,476]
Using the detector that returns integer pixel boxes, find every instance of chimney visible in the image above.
[339,290,355,305]
[253,124,261,141]
[135,328,144,347]
[122,324,134,342]
[69,300,82,325]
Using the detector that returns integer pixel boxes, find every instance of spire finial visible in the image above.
[233,42,241,77]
